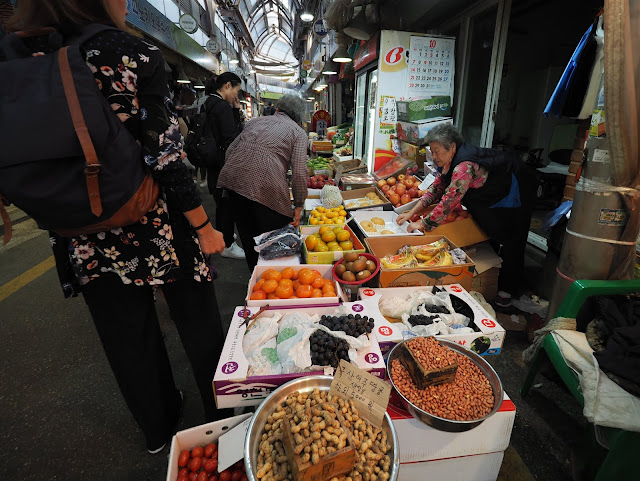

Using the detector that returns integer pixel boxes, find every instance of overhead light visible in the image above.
[322,58,339,75]
[229,58,239,64]
[307,97,315,101]
[177,68,191,83]
[343,6,376,40]
[332,45,352,63]
[193,78,206,89]
[300,12,314,22]
[249,69,256,73]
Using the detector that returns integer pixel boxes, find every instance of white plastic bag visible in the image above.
[243,314,282,376]
[276,312,319,374]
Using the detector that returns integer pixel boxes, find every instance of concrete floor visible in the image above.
[0,187,594,480]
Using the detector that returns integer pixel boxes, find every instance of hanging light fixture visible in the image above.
[193,78,206,89]
[177,68,191,83]
[322,58,339,75]
[229,58,240,64]
[332,45,352,63]
[300,11,314,22]
[343,5,376,40]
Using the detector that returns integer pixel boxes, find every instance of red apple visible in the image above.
[387,176,397,186]
[405,175,415,183]
[418,190,425,197]
[395,184,407,196]
[381,184,391,193]
[400,194,411,205]
[404,178,414,188]
[408,187,419,198]
[377,179,387,188]
[395,202,402,208]
[410,214,421,223]
[397,174,405,181]
[385,190,394,199]
[389,193,400,205]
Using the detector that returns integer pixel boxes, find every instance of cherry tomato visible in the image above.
[234,461,243,469]
[219,470,231,481]
[208,475,218,481]
[178,450,191,468]
[179,468,189,477]
[230,469,242,481]
[188,457,203,473]
[197,472,208,481]
[177,476,189,481]
[191,446,204,458]
[240,476,248,481]
[188,473,198,481]
[204,443,217,458]
[204,459,218,473]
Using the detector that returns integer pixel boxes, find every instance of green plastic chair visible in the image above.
[520,279,640,481]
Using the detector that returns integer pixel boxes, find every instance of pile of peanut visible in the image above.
[405,337,458,370]
[390,353,494,422]
[256,388,392,481]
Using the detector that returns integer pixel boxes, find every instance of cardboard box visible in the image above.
[351,210,423,238]
[466,242,502,302]
[213,303,386,408]
[358,284,505,356]
[389,393,516,463]
[364,235,476,290]
[423,207,489,248]
[166,414,252,481]
[398,452,504,481]
[341,186,393,212]
[300,224,366,264]
[246,264,344,308]
[396,118,453,146]
[400,141,428,168]
[339,173,378,190]
[396,96,452,122]
[566,173,577,187]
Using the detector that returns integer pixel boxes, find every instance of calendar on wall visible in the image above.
[408,36,455,98]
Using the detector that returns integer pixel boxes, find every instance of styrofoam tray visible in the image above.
[351,210,424,237]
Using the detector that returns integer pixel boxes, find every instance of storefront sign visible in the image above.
[206,39,221,54]
[379,95,396,134]
[314,19,328,37]
[312,109,331,136]
[300,69,308,78]
[179,13,198,34]
[353,32,380,71]
[302,59,312,70]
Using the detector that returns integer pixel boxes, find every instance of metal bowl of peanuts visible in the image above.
[387,337,504,432]
[244,375,400,481]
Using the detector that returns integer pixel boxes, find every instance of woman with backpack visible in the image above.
[4,0,232,454]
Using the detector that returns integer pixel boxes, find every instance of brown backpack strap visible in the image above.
[0,195,12,245]
[58,46,103,217]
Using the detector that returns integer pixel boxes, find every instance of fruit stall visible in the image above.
[167,153,514,481]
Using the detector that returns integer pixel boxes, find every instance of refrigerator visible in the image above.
[353,30,455,173]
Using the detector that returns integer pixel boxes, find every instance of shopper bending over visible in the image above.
[397,124,537,307]
[217,94,308,271]
[5,0,231,454]
[202,72,245,259]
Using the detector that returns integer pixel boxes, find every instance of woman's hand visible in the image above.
[290,207,303,228]
[196,224,226,255]
[232,97,242,109]
[396,212,412,225]
[406,221,426,234]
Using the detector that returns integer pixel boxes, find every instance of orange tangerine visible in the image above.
[250,290,266,300]
[305,235,318,251]
[267,293,280,299]
[311,277,324,289]
[275,285,293,299]
[321,231,336,243]
[322,283,336,294]
[311,288,323,298]
[279,278,293,288]
[262,279,278,294]
[318,225,332,235]
[261,269,275,280]
[296,284,313,298]
[298,269,315,285]
[263,269,282,282]
[281,267,295,279]
[253,279,265,292]
[323,291,336,297]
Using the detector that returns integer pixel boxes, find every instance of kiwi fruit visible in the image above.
[356,269,371,281]
[335,264,347,276]
[345,261,354,272]
[343,252,359,262]
[351,259,366,273]
[342,271,356,282]
[358,255,367,262]
[365,260,376,272]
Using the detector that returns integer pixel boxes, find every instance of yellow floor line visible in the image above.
[0,256,55,303]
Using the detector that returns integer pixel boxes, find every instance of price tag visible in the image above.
[217,417,252,472]
[418,174,435,190]
[329,360,391,429]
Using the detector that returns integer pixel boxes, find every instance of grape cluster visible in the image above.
[319,314,375,337]
[310,330,350,368]
[418,303,451,315]
[407,314,440,327]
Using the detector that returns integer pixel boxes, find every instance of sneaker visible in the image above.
[199,180,207,188]
[147,390,184,454]
[495,291,512,308]
[221,242,245,259]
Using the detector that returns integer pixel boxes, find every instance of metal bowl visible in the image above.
[244,375,400,481]
[387,338,503,432]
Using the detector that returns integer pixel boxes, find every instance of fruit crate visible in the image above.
[300,225,366,264]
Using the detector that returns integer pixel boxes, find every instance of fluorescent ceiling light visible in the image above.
[229,59,240,64]
[322,58,339,75]
[193,78,206,89]
[300,12,314,22]
[177,68,191,83]
[332,46,352,63]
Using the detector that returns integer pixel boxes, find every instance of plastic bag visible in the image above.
[451,248,467,264]
[254,225,298,245]
[381,250,417,269]
[276,312,319,373]
[254,225,302,260]
[243,314,282,376]
[321,185,343,208]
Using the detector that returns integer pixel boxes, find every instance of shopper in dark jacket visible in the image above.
[203,72,245,259]
[397,124,537,306]
[5,0,231,454]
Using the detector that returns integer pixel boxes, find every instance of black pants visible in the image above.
[197,167,207,181]
[82,274,231,448]
[229,191,293,271]
[208,167,234,247]
[466,165,538,296]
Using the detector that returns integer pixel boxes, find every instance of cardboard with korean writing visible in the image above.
[329,360,391,428]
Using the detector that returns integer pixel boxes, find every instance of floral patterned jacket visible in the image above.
[27,28,210,297]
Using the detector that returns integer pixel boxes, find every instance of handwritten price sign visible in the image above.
[329,360,391,428]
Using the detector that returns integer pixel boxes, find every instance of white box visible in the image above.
[213,303,386,408]
[358,284,506,356]
[392,197,420,214]
[246,264,344,308]
[351,210,423,238]
[389,393,516,463]
[398,451,504,481]
[257,255,301,266]
[166,414,251,481]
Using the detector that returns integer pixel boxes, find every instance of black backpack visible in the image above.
[0,24,158,244]
[184,95,223,168]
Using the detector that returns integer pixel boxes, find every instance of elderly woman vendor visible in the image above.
[397,124,537,306]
